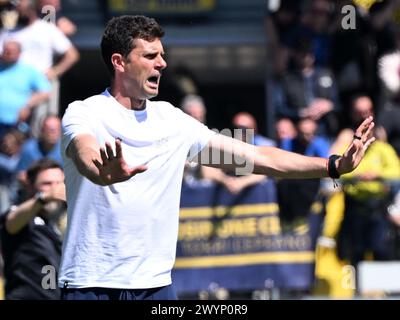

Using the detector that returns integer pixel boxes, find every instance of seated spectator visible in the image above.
[280,118,330,158]
[275,117,297,147]
[0,159,66,299]
[232,112,275,147]
[0,40,50,139]
[181,94,206,124]
[274,36,340,138]
[16,115,62,191]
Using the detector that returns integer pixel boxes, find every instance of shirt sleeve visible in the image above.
[173,107,216,161]
[61,101,95,155]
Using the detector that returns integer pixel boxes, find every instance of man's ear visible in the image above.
[111,53,125,73]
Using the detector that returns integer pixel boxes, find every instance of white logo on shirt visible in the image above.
[155,137,169,147]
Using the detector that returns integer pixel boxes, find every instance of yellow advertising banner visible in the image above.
[109,0,215,14]
[353,0,377,9]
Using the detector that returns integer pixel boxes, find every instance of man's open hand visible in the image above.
[93,138,147,185]
[337,116,376,175]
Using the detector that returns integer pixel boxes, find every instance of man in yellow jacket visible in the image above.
[332,95,400,266]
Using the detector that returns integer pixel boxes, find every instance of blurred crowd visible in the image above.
[265,0,400,276]
[0,0,399,299]
[0,0,76,300]
[182,0,400,298]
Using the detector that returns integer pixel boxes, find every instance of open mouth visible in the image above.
[147,76,159,87]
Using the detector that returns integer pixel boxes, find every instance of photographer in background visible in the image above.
[0,159,66,299]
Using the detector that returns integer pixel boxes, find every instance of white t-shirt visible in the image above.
[0,20,72,72]
[58,90,215,289]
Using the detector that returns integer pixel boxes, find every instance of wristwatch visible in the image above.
[34,191,47,205]
[327,154,341,179]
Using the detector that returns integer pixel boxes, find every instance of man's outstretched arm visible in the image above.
[199,117,375,178]
[66,134,147,186]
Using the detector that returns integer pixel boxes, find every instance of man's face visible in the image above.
[352,97,374,126]
[298,119,317,144]
[40,117,61,146]
[276,119,296,140]
[34,167,64,214]
[121,38,167,100]
[39,0,60,10]
[16,0,32,17]
[186,104,206,123]
[34,168,64,193]
[233,114,256,131]
[1,132,20,156]
[1,41,20,64]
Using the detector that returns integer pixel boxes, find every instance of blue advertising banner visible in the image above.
[173,178,322,294]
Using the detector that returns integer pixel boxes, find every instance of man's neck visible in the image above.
[109,85,146,111]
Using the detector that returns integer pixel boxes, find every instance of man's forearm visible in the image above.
[67,135,107,186]
[67,135,145,186]
[254,146,329,179]
[26,92,50,109]
[5,198,43,234]
[202,135,330,178]
[71,146,107,186]
[52,47,80,77]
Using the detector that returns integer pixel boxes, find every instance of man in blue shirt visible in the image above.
[0,40,51,138]
[280,118,330,157]
[16,115,62,194]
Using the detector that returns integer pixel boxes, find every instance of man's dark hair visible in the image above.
[100,15,165,76]
[27,159,63,185]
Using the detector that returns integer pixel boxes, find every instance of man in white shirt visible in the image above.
[59,15,375,300]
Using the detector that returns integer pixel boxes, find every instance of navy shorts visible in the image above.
[61,284,177,300]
